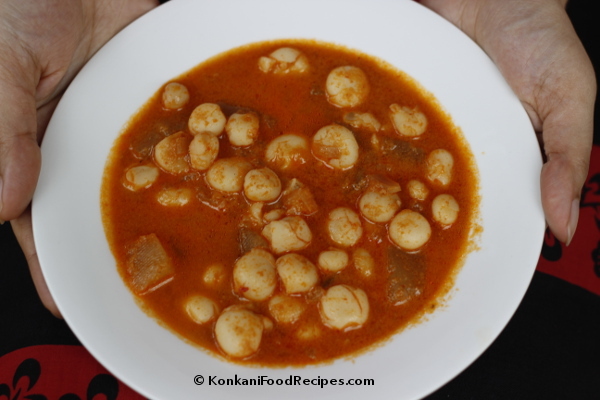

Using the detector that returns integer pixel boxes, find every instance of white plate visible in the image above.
[32,0,545,399]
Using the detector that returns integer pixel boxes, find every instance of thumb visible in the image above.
[0,58,41,222]
[539,102,594,245]
[533,15,596,246]
[0,48,59,317]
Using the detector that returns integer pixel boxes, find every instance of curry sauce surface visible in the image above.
[101,40,479,366]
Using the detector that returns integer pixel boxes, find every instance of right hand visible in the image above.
[0,0,159,316]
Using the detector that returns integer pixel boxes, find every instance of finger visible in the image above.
[0,57,41,222]
[540,155,580,245]
[419,0,596,244]
[530,14,596,245]
[539,94,594,245]
[11,207,62,318]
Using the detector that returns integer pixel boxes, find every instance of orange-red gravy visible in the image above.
[101,40,479,366]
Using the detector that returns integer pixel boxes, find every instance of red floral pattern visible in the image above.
[0,346,144,400]
[1,150,597,399]
[537,145,600,295]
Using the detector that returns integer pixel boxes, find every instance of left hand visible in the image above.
[419,0,596,245]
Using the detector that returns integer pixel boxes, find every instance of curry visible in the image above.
[101,39,479,366]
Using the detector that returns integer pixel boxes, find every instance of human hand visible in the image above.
[0,0,158,316]
[419,0,596,245]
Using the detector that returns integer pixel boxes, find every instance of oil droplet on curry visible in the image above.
[101,40,480,366]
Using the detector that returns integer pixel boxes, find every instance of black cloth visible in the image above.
[1,0,599,398]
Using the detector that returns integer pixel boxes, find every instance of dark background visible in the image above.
[1,0,599,398]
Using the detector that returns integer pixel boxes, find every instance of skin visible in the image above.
[0,0,595,316]
[419,0,596,245]
[0,0,158,316]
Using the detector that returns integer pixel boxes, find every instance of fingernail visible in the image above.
[566,198,580,246]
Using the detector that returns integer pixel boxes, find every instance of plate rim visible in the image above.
[32,0,545,399]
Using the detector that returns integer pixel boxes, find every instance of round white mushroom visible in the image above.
[426,149,454,187]
[261,216,312,254]
[407,179,429,201]
[319,285,369,330]
[352,248,375,278]
[214,307,264,358]
[276,253,320,294]
[317,248,349,273]
[203,263,227,287]
[257,47,309,74]
[358,190,401,223]
[225,111,259,147]
[343,112,381,132]
[153,131,191,175]
[389,104,427,137]
[432,194,460,227]
[326,66,370,108]
[243,168,282,202]
[312,124,359,170]
[268,294,306,324]
[326,207,363,247]
[123,164,159,191]
[263,208,284,222]
[162,82,189,110]
[265,134,310,169]
[388,209,432,251]
[189,132,219,171]
[188,103,226,136]
[156,187,193,206]
[185,295,218,324]
[206,157,253,193]
[233,248,277,301]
